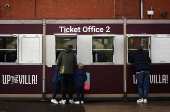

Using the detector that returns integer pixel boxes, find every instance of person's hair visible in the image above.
[137,46,143,50]
[68,45,73,49]
[78,63,84,69]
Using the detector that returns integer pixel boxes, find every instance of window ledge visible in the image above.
[92,62,114,65]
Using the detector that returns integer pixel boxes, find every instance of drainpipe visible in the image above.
[141,0,143,19]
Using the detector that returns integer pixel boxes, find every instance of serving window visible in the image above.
[151,35,170,63]
[0,35,17,63]
[92,35,114,63]
[18,34,42,63]
[127,35,151,63]
[55,34,77,61]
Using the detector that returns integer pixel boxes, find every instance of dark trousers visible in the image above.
[76,87,84,101]
[60,74,74,99]
[52,83,59,99]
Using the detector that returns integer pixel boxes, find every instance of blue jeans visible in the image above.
[52,82,59,99]
[136,71,149,99]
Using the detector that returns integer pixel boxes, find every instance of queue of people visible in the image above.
[51,45,151,104]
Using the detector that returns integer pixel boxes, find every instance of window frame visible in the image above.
[127,34,152,64]
[92,34,115,65]
[0,34,18,64]
[54,33,77,62]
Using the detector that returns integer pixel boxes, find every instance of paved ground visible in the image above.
[0,100,170,112]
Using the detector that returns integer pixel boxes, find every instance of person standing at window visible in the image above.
[57,45,77,104]
[129,46,151,103]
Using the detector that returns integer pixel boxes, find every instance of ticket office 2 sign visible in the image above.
[59,26,111,33]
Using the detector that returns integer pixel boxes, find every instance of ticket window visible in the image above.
[55,34,77,61]
[92,35,114,63]
[0,34,17,63]
[127,35,151,63]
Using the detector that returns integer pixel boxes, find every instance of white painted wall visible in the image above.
[77,35,92,65]
[114,35,124,65]
[46,35,56,67]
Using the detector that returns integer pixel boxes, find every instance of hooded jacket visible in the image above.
[57,47,77,74]
[74,69,87,87]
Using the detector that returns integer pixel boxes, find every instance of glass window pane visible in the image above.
[0,50,17,62]
[93,50,113,62]
[55,37,77,61]
[128,37,148,49]
[93,37,113,62]
[93,37,113,49]
[0,37,17,49]
[56,37,77,49]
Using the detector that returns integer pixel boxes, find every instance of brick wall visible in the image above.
[143,0,170,19]
[0,0,169,19]
[115,0,140,19]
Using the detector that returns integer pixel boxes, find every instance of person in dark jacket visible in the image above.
[129,46,151,103]
[57,45,77,104]
[74,63,87,104]
[51,65,60,104]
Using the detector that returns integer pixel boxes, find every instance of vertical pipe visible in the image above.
[141,0,143,19]
[114,0,116,18]
[35,0,36,18]
[41,18,46,101]
[123,18,128,101]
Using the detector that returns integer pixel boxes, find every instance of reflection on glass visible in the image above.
[93,37,113,62]
[56,37,77,61]
[128,37,148,49]
[0,37,17,63]
[0,50,17,62]
[0,37,17,49]
[93,37,113,49]
[56,37,77,49]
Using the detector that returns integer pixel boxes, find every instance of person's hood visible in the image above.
[65,47,72,53]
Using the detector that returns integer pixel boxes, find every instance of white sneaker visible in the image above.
[51,99,58,104]
[137,98,143,103]
[74,101,80,104]
[59,99,66,104]
[81,101,84,104]
[144,99,147,103]
[69,99,74,104]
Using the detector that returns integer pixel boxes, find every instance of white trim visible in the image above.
[0,20,42,24]
[54,33,77,37]
[93,49,113,50]
[93,34,117,37]
[46,19,124,24]
[92,62,114,65]
[127,34,154,37]
[0,19,170,25]
[127,19,170,24]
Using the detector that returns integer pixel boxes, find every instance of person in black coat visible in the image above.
[51,65,60,104]
[74,63,87,104]
[129,46,151,103]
